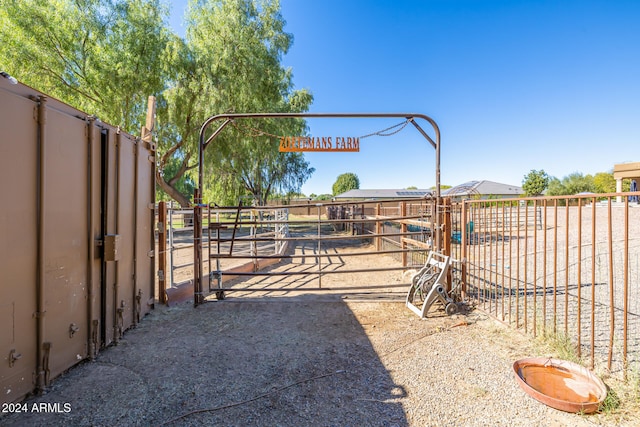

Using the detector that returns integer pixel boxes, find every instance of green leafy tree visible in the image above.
[545,172,596,196]
[332,172,360,196]
[1,0,315,207]
[158,0,314,206]
[545,177,565,196]
[522,169,550,196]
[593,172,614,193]
[563,172,595,195]
[593,171,630,193]
[0,0,170,133]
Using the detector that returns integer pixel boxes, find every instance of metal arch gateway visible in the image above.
[194,112,442,306]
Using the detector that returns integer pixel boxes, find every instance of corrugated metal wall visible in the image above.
[0,78,156,403]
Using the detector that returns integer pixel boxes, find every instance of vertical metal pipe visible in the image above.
[460,200,468,300]
[401,202,407,267]
[216,210,221,279]
[376,203,381,251]
[442,198,451,261]
[86,116,96,358]
[553,199,558,334]
[623,196,629,375]
[524,201,529,332]
[564,198,570,336]
[193,189,203,306]
[607,196,614,371]
[132,136,139,325]
[501,202,506,321]
[149,137,156,306]
[473,204,479,305]
[208,205,212,291]
[482,202,487,310]
[158,201,167,304]
[169,202,174,287]
[113,130,121,342]
[576,198,583,358]
[484,202,498,315]
[516,204,521,328]
[542,199,548,335]
[317,204,322,288]
[508,201,513,324]
[533,200,538,337]
[35,96,48,391]
[590,197,596,369]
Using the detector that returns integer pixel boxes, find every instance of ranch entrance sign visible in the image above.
[194,112,443,306]
[279,136,360,152]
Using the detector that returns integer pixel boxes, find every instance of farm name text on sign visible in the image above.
[279,136,360,152]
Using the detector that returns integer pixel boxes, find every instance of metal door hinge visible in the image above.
[9,349,22,368]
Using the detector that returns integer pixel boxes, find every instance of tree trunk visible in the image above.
[155,169,191,207]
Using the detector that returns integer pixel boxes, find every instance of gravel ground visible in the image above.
[1,297,633,427]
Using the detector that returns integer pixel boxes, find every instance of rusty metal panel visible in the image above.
[42,106,89,380]
[88,123,102,358]
[116,134,136,333]
[1,80,156,402]
[102,130,117,347]
[136,139,155,318]
[0,86,38,404]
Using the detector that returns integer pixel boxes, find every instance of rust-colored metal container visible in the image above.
[1,78,156,404]
[513,357,607,414]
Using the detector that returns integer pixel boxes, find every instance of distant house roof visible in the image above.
[444,180,522,197]
[334,189,433,200]
[334,181,522,201]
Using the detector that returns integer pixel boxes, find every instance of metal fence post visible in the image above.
[158,201,167,304]
[317,204,322,288]
[401,201,407,267]
[376,203,381,251]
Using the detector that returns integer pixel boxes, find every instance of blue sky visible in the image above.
[168,0,640,196]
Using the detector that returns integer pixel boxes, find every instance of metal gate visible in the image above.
[174,197,463,304]
[192,113,444,306]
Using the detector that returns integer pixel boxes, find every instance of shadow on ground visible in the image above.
[1,295,408,426]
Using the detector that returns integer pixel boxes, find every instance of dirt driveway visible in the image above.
[1,237,629,426]
[1,294,618,427]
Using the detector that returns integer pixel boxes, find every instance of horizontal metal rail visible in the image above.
[205,284,409,292]
[206,196,436,210]
[214,230,429,243]
[214,266,411,276]
[206,214,431,227]
[210,248,418,259]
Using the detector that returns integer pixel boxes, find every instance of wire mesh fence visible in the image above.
[458,195,640,376]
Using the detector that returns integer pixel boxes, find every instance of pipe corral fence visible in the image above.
[157,197,453,303]
[158,192,640,378]
[455,194,640,376]
[1,79,156,404]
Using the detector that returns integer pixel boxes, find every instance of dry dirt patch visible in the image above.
[2,236,629,426]
[1,297,618,427]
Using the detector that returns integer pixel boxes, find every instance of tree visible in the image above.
[332,173,360,196]
[157,0,314,206]
[563,172,595,195]
[593,171,627,193]
[316,194,333,200]
[545,172,596,196]
[0,0,170,134]
[545,177,565,196]
[1,0,315,207]
[522,169,550,196]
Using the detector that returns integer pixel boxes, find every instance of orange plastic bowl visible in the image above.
[513,357,607,414]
